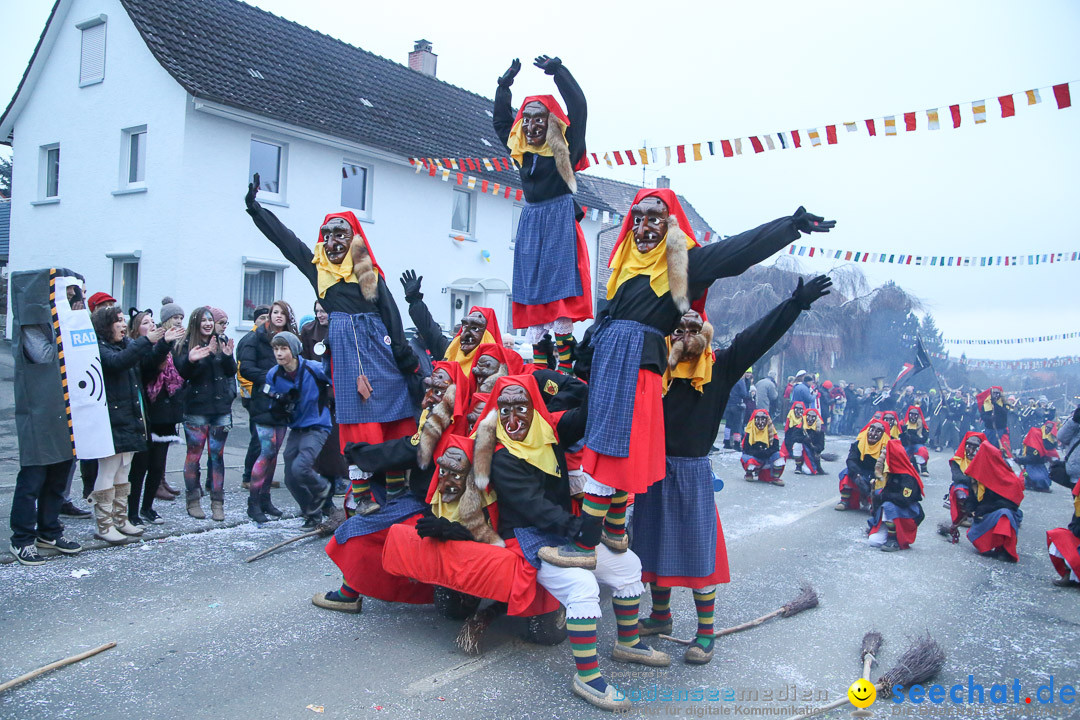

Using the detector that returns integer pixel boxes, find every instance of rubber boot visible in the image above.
[247,494,269,524]
[111,484,145,536]
[89,488,127,544]
[211,500,225,522]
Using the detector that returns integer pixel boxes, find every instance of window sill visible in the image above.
[112,187,147,196]
[259,197,289,208]
[79,78,104,88]
[450,232,476,243]
[31,198,60,206]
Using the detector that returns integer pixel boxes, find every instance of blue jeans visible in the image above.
[10,460,73,547]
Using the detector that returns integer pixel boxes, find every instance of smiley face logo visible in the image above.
[847,678,876,708]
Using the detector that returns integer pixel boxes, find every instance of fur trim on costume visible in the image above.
[457,473,504,546]
[478,364,509,394]
[547,117,577,194]
[666,215,691,313]
[472,411,498,493]
[667,321,714,370]
[351,241,379,302]
[151,433,184,444]
[417,385,456,469]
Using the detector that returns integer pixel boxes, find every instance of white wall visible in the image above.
[6,0,604,341]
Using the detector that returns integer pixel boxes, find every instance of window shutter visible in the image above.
[80,22,106,85]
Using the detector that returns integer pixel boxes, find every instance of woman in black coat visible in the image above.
[90,305,160,543]
[175,306,237,521]
[125,310,187,525]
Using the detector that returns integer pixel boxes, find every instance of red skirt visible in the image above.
[338,417,416,454]
[869,516,920,549]
[969,515,1018,561]
[381,524,559,617]
[324,515,434,604]
[642,514,729,589]
[512,222,593,328]
[582,370,665,494]
[1046,527,1080,580]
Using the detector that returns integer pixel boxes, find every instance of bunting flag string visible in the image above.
[932,354,1080,371]
[786,244,1080,268]
[1001,382,1066,396]
[941,330,1080,346]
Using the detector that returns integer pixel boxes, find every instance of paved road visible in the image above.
[2,427,1078,720]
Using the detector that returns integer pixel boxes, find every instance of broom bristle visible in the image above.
[860,631,883,661]
[937,521,954,536]
[878,634,946,698]
[780,584,819,617]
[454,603,507,655]
[315,508,348,537]
[821,451,840,462]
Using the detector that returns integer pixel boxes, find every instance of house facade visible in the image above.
[1,0,714,340]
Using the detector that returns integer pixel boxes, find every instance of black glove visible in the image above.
[416,515,474,541]
[573,513,602,548]
[245,172,260,211]
[498,59,521,88]
[792,206,836,235]
[342,441,372,468]
[444,522,475,542]
[400,269,423,303]
[533,55,562,75]
[791,275,833,310]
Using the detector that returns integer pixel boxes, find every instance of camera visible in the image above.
[264,384,300,422]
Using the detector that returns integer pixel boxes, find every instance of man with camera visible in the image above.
[262,332,336,529]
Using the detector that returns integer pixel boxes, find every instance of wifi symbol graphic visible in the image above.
[77,361,104,402]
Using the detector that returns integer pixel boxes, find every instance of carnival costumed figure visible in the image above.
[246,180,423,515]
[1016,420,1058,492]
[742,410,785,485]
[835,420,888,511]
[493,55,592,372]
[634,276,832,665]
[945,432,986,528]
[800,407,826,475]
[867,438,925,552]
[782,401,806,466]
[966,440,1025,561]
[540,189,835,569]
[901,405,931,476]
[977,386,1012,457]
[1046,481,1080,587]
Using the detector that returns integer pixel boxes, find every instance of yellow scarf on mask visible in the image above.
[443,330,497,378]
[857,427,887,461]
[607,231,695,301]
[662,342,713,394]
[1043,425,1057,444]
[312,242,358,299]
[430,485,496,522]
[495,411,560,477]
[804,413,821,432]
[786,408,804,430]
[505,119,568,167]
[953,453,972,475]
[744,416,777,446]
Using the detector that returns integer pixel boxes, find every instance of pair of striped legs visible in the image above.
[573,492,629,551]
[567,594,647,693]
[642,583,716,651]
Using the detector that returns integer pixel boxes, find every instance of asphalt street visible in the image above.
[1,345,1078,719]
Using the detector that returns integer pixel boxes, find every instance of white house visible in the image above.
[1,0,716,341]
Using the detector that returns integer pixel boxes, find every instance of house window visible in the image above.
[242,260,284,324]
[510,204,523,246]
[110,255,139,311]
[341,160,371,215]
[121,126,147,188]
[451,188,474,236]
[77,16,107,87]
[40,144,60,199]
[249,138,287,204]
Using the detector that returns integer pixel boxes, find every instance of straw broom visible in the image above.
[455,602,508,655]
[245,509,347,563]
[660,585,819,645]
[860,631,882,680]
[784,634,946,720]
[0,642,116,694]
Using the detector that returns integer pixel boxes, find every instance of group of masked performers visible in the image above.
[778,402,827,476]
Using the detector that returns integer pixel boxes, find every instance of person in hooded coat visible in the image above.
[1016,420,1059,492]
[835,420,888,512]
[901,405,931,476]
[966,440,1025,561]
[866,438,925,552]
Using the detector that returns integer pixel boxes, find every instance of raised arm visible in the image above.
[344,436,419,475]
[99,336,153,373]
[687,208,835,297]
[542,57,587,163]
[493,59,521,148]
[401,270,450,359]
[244,178,318,289]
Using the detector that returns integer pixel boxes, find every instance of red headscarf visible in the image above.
[467,392,490,428]
[976,386,1004,411]
[316,211,383,278]
[430,360,473,428]
[951,431,988,473]
[473,374,560,457]
[967,440,1024,506]
[439,434,475,463]
[444,306,504,377]
[785,401,805,431]
[472,342,524,377]
[905,406,928,431]
[884,438,924,495]
[1022,426,1056,459]
[511,96,590,172]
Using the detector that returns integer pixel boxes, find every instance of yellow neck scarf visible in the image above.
[976,482,986,503]
[430,485,496,523]
[1043,426,1056,444]
[312,242,357,299]
[786,409,804,430]
[744,418,776,446]
[443,330,496,378]
[495,411,560,477]
[804,414,820,432]
[857,429,886,461]
[907,418,922,430]
[953,454,972,475]
[662,345,713,394]
[606,230,695,301]
[505,119,567,167]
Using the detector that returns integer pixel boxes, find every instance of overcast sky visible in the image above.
[3,0,1079,360]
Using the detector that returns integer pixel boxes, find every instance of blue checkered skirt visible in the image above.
[584,319,661,457]
[328,312,415,425]
[632,456,717,578]
[333,495,427,544]
[512,194,581,306]
[514,526,569,569]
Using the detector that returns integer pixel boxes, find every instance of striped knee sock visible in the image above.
[326,581,360,603]
[693,588,716,650]
[885,520,897,540]
[649,583,672,621]
[567,618,608,692]
[603,491,629,537]
[555,332,574,373]
[532,343,549,368]
[351,477,370,498]
[574,493,611,551]
[386,471,406,496]
[613,595,643,648]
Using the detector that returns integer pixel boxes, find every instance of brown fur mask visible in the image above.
[665,215,691,313]
[547,117,576,194]
[455,471,504,547]
[478,363,509,394]
[667,320,714,370]
[350,240,379,302]
[472,411,498,493]
[417,384,456,470]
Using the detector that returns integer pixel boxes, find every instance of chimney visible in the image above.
[656,175,670,189]
[408,39,437,77]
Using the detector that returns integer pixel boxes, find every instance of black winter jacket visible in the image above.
[236,325,283,426]
[175,344,237,418]
[99,336,158,453]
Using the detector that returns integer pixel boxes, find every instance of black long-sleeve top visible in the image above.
[845,441,878,479]
[901,426,929,449]
[345,430,432,501]
[493,65,586,206]
[742,435,780,461]
[605,217,801,375]
[803,427,825,454]
[663,296,804,457]
[246,203,418,375]
[174,345,238,418]
[972,485,1020,518]
[488,409,586,540]
[407,296,451,360]
[876,472,923,509]
[981,403,1009,434]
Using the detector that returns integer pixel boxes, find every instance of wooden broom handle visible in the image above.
[0,642,116,694]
